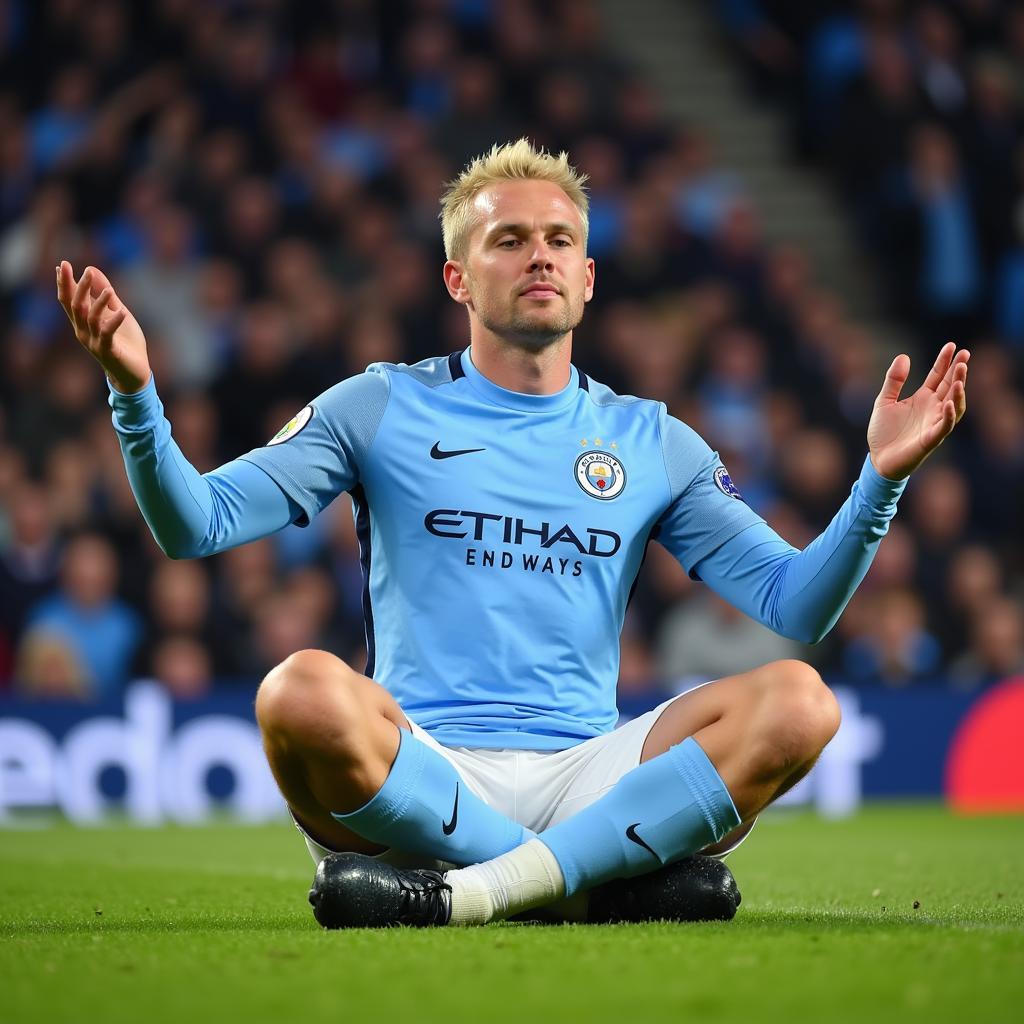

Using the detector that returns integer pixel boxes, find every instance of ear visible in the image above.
[443,260,471,306]
[584,256,595,303]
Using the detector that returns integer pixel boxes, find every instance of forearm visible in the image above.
[693,456,907,643]
[109,377,297,557]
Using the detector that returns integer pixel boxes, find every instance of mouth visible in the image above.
[520,283,561,298]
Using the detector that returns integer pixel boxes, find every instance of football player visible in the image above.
[58,139,968,927]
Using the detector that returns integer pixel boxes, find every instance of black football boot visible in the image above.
[309,852,452,929]
[586,855,741,923]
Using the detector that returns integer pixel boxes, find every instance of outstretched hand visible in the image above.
[56,261,152,395]
[867,342,969,480]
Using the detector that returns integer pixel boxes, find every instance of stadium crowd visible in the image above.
[1,0,1021,707]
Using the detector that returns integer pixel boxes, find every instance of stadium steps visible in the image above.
[597,0,912,356]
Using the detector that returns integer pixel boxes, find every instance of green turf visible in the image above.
[1,805,1022,1023]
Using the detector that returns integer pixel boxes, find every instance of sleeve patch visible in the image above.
[266,405,314,446]
[713,466,743,500]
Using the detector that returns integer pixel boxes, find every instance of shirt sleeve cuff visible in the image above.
[107,375,162,432]
[855,454,908,516]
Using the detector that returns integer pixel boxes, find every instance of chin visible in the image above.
[478,302,581,348]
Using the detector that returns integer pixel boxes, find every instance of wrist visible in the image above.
[858,454,908,515]
[106,369,152,396]
[867,450,910,483]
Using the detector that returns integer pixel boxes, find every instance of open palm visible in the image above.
[867,343,969,480]
[56,261,152,394]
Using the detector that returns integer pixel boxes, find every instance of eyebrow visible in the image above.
[486,222,579,240]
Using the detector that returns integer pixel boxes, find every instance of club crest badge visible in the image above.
[575,450,626,500]
[713,466,743,500]
[267,405,314,446]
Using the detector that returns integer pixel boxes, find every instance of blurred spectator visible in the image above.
[119,204,216,389]
[657,593,802,691]
[0,181,80,295]
[0,480,61,683]
[22,532,142,698]
[714,0,798,96]
[831,35,920,210]
[28,64,95,173]
[138,559,232,678]
[13,629,90,699]
[777,427,847,528]
[165,391,220,474]
[698,326,771,482]
[670,132,745,241]
[892,124,984,338]
[433,56,516,169]
[945,544,1004,632]
[613,78,671,176]
[246,590,323,679]
[210,301,315,455]
[10,346,100,473]
[211,538,278,675]
[911,4,967,120]
[962,391,1024,540]
[843,587,942,686]
[149,634,213,700]
[907,461,970,623]
[949,596,1024,691]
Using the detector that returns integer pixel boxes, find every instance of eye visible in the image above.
[551,237,573,247]
[498,238,520,248]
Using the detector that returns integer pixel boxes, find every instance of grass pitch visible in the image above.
[2,805,1021,1024]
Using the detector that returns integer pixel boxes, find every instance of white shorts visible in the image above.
[296,694,756,869]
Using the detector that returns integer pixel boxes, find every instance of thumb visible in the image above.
[876,354,910,405]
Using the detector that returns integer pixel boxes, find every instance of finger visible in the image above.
[56,262,76,325]
[877,353,910,404]
[70,266,94,334]
[922,399,957,450]
[921,342,956,393]
[946,353,968,415]
[100,307,127,341]
[951,378,967,423]
[87,287,113,336]
[935,349,970,401]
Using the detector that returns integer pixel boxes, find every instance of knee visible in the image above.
[255,649,363,746]
[752,660,841,768]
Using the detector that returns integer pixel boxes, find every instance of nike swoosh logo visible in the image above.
[625,822,659,860]
[431,442,486,460]
[442,783,459,835]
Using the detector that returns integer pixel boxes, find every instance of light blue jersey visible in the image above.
[109,347,906,751]
[239,349,763,748]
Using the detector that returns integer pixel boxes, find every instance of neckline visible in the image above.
[458,347,584,413]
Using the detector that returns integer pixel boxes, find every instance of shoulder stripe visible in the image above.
[448,349,466,381]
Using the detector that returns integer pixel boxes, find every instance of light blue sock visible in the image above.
[540,737,741,896]
[332,729,533,865]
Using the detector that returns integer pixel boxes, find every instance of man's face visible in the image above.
[445,179,595,350]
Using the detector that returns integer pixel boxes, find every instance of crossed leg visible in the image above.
[256,649,840,864]
[255,649,409,856]
[641,658,841,852]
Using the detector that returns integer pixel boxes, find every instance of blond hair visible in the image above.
[439,138,590,260]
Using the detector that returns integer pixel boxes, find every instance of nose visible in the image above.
[527,245,555,273]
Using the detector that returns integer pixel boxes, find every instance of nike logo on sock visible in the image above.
[431,442,486,460]
[442,783,459,835]
[625,822,659,860]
